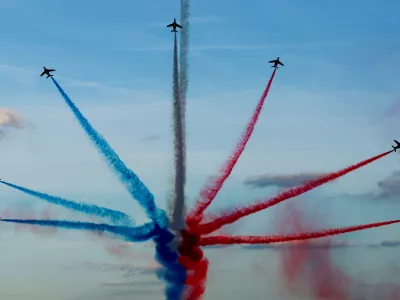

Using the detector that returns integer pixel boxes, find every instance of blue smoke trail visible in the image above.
[1,218,155,242]
[50,77,166,226]
[50,78,185,299]
[0,180,133,226]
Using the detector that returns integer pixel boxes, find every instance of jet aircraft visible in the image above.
[167,18,182,32]
[392,140,400,152]
[269,57,284,69]
[40,67,55,78]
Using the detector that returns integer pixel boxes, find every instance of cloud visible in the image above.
[66,261,159,278]
[190,15,223,24]
[54,76,165,100]
[0,108,23,128]
[380,240,400,247]
[122,267,159,278]
[241,239,357,250]
[375,171,400,199]
[103,289,161,297]
[326,171,400,202]
[140,135,161,142]
[101,280,162,287]
[118,41,351,53]
[0,108,24,139]
[0,63,35,75]
[344,171,400,201]
[0,63,164,101]
[243,172,328,189]
[118,44,288,52]
[241,239,400,250]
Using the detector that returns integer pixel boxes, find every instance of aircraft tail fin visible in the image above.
[393,146,396,152]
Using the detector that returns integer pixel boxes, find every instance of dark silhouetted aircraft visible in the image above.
[269,57,284,69]
[392,140,400,152]
[40,67,55,78]
[167,18,182,33]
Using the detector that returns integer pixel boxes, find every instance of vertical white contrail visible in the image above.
[168,0,190,251]
[180,0,189,181]
[170,32,186,250]
[170,0,190,236]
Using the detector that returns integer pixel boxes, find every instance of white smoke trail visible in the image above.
[177,0,190,226]
[170,33,186,242]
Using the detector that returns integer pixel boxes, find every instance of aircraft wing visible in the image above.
[176,24,183,28]
[395,140,400,146]
[278,61,284,66]
[167,23,173,27]
[40,71,45,76]
[47,69,55,72]
[268,60,276,63]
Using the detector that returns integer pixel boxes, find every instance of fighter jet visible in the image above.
[269,57,284,69]
[392,140,400,152]
[40,67,55,78]
[167,18,182,33]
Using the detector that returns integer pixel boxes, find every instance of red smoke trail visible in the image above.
[2,205,57,236]
[195,150,393,234]
[177,230,208,300]
[179,255,209,300]
[276,203,400,300]
[199,219,400,246]
[187,69,277,226]
[276,203,313,286]
[275,203,352,299]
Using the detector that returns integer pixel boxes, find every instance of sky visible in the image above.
[0,0,399,299]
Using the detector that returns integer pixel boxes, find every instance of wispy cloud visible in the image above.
[53,76,166,101]
[190,15,224,24]
[243,172,328,189]
[380,240,400,247]
[375,171,400,199]
[241,239,357,250]
[191,89,260,102]
[336,171,400,202]
[101,280,162,287]
[0,63,36,75]
[241,239,400,250]
[118,40,352,53]
[66,261,159,277]
[118,44,287,52]
[140,134,161,142]
[0,63,165,101]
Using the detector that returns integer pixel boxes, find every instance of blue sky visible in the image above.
[0,0,399,299]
